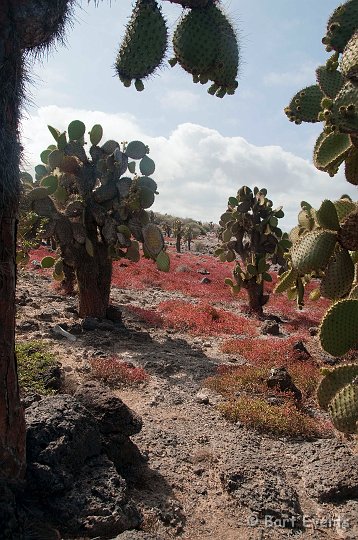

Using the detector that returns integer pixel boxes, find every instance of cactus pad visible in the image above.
[316,65,345,98]
[330,81,358,132]
[334,197,357,220]
[316,199,340,230]
[319,299,358,356]
[338,209,358,250]
[115,0,167,87]
[285,85,323,123]
[68,120,86,141]
[156,250,170,272]
[125,140,148,160]
[317,363,358,410]
[291,230,337,274]
[139,155,155,176]
[313,131,352,173]
[143,223,164,258]
[341,31,358,79]
[328,381,358,433]
[320,247,355,299]
[274,268,298,294]
[345,147,358,185]
[323,0,358,53]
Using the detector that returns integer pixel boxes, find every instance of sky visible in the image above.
[21,0,357,230]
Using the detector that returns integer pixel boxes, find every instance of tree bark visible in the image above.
[245,279,265,316]
[0,8,26,480]
[76,243,112,319]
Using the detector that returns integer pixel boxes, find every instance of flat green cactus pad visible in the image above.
[316,65,345,99]
[143,223,164,258]
[291,230,337,274]
[156,250,170,272]
[319,299,358,356]
[328,382,358,433]
[313,131,352,173]
[68,120,86,142]
[341,31,358,79]
[330,81,358,133]
[316,199,340,230]
[115,0,167,85]
[338,209,358,250]
[345,147,358,185]
[317,363,358,410]
[323,0,358,53]
[125,140,147,160]
[274,268,298,294]
[285,85,323,123]
[320,248,355,299]
[334,197,357,221]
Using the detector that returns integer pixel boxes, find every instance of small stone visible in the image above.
[195,391,210,404]
[200,277,211,284]
[82,317,98,331]
[261,319,280,336]
[309,326,318,336]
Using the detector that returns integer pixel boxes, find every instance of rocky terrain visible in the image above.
[12,251,358,540]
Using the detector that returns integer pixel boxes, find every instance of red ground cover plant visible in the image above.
[130,300,260,337]
[90,356,149,385]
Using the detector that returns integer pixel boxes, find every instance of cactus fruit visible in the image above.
[172,3,239,96]
[291,230,337,274]
[319,299,358,356]
[338,209,358,249]
[322,0,358,53]
[115,0,168,89]
[320,247,355,299]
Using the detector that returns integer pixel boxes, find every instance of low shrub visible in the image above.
[90,356,149,386]
[16,341,59,395]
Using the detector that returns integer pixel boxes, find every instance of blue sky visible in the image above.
[21,0,357,228]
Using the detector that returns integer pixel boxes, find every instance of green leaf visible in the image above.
[40,149,52,165]
[35,164,48,178]
[228,196,238,206]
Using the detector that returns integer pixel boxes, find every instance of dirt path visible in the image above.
[16,270,358,540]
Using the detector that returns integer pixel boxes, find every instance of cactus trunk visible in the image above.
[176,235,181,253]
[76,242,112,319]
[245,279,265,316]
[0,29,26,480]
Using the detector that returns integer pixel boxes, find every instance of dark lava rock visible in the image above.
[21,392,42,409]
[75,381,142,436]
[220,462,301,527]
[267,367,302,401]
[17,319,40,332]
[200,277,211,284]
[25,394,141,537]
[302,444,358,503]
[26,395,101,494]
[41,363,62,390]
[292,341,311,360]
[82,317,98,331]
[309,326,318,336]
[261,320,280,336]
[107,305,123,323]
[0,481,21,539]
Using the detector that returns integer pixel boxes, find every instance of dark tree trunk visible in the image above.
[75,242,112,319]
[0,15,26,480]
[245,279,265,316]
[176,236,181,253]
[187,238,191,251]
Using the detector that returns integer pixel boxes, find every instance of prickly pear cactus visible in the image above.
[216,186,291,315]
[19,120,169,317]
[285,0,358,184]
[171,2,239,97]
[317,364,358,434]
[173,219,183,253]
[275,196,358,353]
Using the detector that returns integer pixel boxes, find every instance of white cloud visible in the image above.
[20,106,356,231]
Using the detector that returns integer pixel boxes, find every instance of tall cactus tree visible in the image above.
[20,122,169,318]
[0,0,240,481]
[216,186,290,315]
